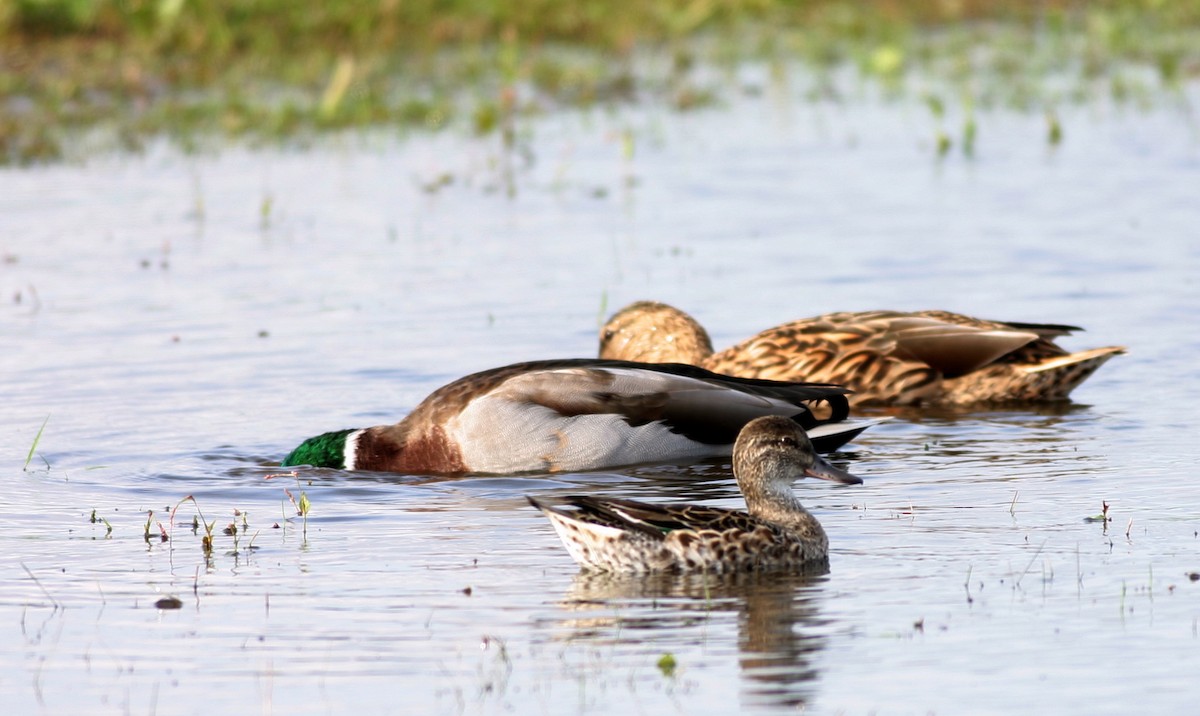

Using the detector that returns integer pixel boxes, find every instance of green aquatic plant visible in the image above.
[1084,500,1111,524]
[961,111,977,157]
[935,130,952,157]
[866,44,905,81]
[1047,111,1064,145]
[2,1,1199,163]
[267,470,311,539]
[143,510,167,543]
[172,495,215,555]
[89,509,113,537]
[656,652,677,677]
[596,290,609,329]
[292,489,311,539]
[259,192,274,230]
[223,509,260,555]
[318,56,356,122]
[23,415,49,471]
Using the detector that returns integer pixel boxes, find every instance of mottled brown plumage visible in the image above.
[528,416,860,573]
[599,302,1125,406]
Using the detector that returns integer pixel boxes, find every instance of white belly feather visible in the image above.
[446,393,722,474]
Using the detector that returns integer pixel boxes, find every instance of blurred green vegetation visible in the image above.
[1,0,1198,163]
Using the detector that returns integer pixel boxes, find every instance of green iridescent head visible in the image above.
[281,429,357,468]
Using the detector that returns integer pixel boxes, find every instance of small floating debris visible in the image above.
[155,596,183,610]
[1083,500,1112,523]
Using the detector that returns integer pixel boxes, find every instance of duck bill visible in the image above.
[805,456,863,485]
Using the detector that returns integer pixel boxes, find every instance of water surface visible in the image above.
[2,77,1199,715]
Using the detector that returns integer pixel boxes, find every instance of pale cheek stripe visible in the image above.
[343,430,363,470]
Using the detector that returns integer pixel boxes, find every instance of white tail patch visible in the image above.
[547,511,625,540]
[542,510,627,568]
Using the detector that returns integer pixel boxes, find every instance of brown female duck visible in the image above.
[599,301,1125,406]
[528,416,860,573]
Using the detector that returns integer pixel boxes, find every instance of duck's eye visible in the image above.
[602,329,615,342]
[778,436,798,448]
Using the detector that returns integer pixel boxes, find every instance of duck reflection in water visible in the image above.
[547,569,831,710]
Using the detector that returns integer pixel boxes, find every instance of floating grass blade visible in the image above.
[21,562,60,609]
[1047,111,1063,146]
[24,415,49,471]
[962,113,977,157]
[1014,540,1046,589]
[935,130,952,157]
[319,55,356,121]
[597,289,609,329]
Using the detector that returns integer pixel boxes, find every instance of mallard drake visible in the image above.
[599,301,1125,406]
[281,359,880,475]
[527,415,859,573]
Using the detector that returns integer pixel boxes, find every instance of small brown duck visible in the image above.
[599,301,1125,406]
[527,416,859,573]
[281,359,879,475]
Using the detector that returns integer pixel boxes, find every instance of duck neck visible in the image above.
[742,478,821,533]
[744,482,830,563]
[365,422,467,474]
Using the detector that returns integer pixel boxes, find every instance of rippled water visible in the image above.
[3,77,1200,715]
